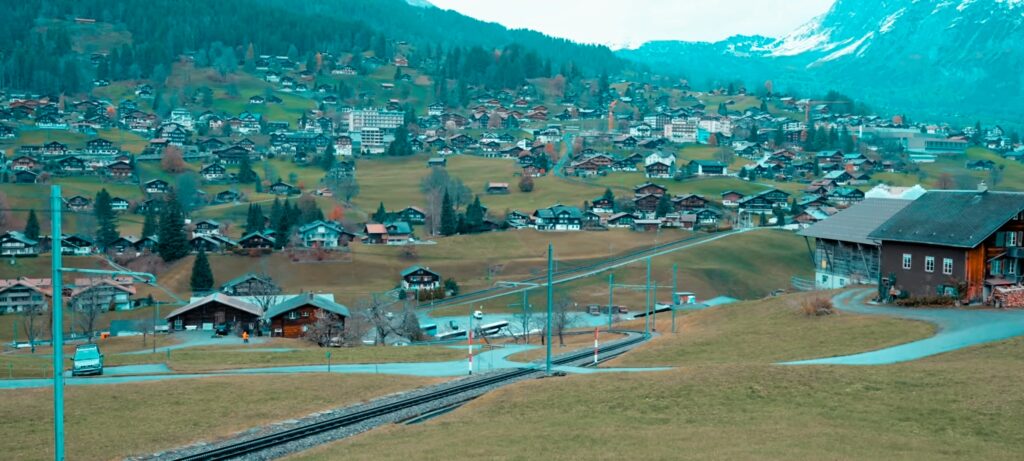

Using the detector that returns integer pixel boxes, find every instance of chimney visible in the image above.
[978,181,988,193]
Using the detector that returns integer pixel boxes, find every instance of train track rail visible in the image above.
[168,331,648,461]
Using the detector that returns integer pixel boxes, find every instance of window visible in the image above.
[991,260,1002,276]
[1009,232,1019,247]
[1011,261,1018,276]
[943,258,954,275]
[925,256,935,273]
[902,253,912,270]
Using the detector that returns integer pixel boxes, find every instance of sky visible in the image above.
[426,0,836,49]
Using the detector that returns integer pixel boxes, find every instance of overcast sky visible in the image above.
[427,0,836,49]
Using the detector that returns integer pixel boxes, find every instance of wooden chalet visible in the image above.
[165,293,262,333]
[266,293,349,338]
[400,266,441,291]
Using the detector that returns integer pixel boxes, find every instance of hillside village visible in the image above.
[2,24,1024,331]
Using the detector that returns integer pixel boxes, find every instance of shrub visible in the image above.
[893,296,957,308]
[801,297,834,316]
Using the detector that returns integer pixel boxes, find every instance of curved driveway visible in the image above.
[784,289,1024,365]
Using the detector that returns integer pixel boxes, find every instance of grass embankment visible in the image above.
[0,374,441,461]
[285,293,1024,461]
[429,229,811,317]
[503,331,626,363]
[107,344,465,372]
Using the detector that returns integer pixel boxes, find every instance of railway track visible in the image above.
[167,331,648,461]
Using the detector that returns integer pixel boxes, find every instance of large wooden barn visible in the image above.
[164,292,262,334]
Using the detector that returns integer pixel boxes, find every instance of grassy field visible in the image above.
[0,373,441,461]
[291,293,1024,461]
[431,229,813,317]
[146,229,695,305]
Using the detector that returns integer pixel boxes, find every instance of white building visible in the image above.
[348,108,405,133]
[664,117,698,143]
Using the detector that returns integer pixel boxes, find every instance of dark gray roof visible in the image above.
[799,198,913,245]
[868,191,1024,248]
[264,293,349,319]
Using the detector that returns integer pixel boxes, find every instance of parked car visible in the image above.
[71,344,104,376]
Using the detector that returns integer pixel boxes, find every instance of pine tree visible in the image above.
[318,144,336,171]
[373,202,388,223]
[466,196,484,232]
[244,203,264,234]
[760,99,769,112]
[157,193,189,262]
[269,198,284,230]
[601,188,615,204]
[142,209,159,238]
[440,190,457,236]
[24,209,40,241]
[238,154,258,183]
[655,194,672,218]
[840,125,855,153]
[94,188,119,249]
[189,248,214,293]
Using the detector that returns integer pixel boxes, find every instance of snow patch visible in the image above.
[814,32,873,64]
[765,13,835,56]
[957,0,977,11]
[879,8,906,33]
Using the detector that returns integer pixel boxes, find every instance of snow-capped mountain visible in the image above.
[620,0,1024,124]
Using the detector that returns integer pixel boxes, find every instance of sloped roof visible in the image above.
[264,293,349,319]
[401,265,439,277]
[164,292,263,319]
[869,191,1024,248]
[800,198,913,245]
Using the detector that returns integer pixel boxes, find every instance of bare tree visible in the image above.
[340,311,370,346]
[359,294,397,346]
[21,299,47,353]
[246,275,283,314]
[303,308,345,346]
[552,296,578,347]
[512,308,538,344]
[714,147,736,164]
[73,280,113,342]
[393,304,424,341]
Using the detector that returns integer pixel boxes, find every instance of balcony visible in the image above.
[1008,247,1024,259]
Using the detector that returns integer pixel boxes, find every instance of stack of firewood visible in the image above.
[992,285,1024,308]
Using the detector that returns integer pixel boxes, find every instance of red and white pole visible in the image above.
[593,327,599,365]
[468,328,474,375]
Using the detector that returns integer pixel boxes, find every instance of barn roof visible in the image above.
[868,190,1024,248]
[264,293,349,319]
[164,292,263,319]
[799,198,914,245]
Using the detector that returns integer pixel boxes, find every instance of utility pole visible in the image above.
[644,257,651,336]
[672,263,678,333]
[607,273,614,330]
[152,298,159,354]
[521,289,529,343]
[545,243,553,375]
[50,185,65,461]
[652,263,658,332]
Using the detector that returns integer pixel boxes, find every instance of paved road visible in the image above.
[783,289,1024,365]
[0,341,668,389]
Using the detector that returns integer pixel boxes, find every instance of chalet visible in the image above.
[11,155,37,170]
[721,191,745,207]
[238,232,275,250]
[85,138,118,156]
[664,213,698,230]
[645,161,674,179]
[214,190,240,203]
[738,189,791,212]
[400,266,441,291]
[266,293,349,339]
[385,222,414,244]
[221,273,279,297]
[0,231,39,257]
[135,198,164,215]
[362,224,389,245]
[823,170,854,185]
[214,146,252,165]
[42,141,70,156]
[0,124,15,139]
[427,157,447,168]
[607,212,638,228]
[269,181,300,196]
[192,219,221,237]
[673,194,709,212]
[249,95,266,104]
[868,189,1024,303]
[687,160,728,176]
[106,161,134,179]
[486,182,510,195]
[634,217,666,232]
[829,187,866,206]
[133,235,159,252]
[533,205,583,231]
[505,210,532,228]
[165,293,262,333]
[69,278,135,312]
[634,183,667,197]
[591,196,615,214]
[60,234,94,256]
[298,220,349,248]
[395,207,426,225]
[0,278,50,313]
[198,138,228,152]
[64,195,92,211]
[634,194,662,214]
[200,163,228,182]
[110,197,130,212]
[190,235,227,253]
[689,208,722,228]
[143,179,170,194]
[107,237,136,255]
